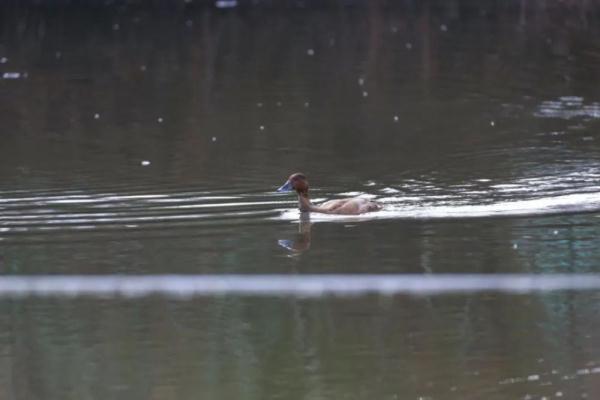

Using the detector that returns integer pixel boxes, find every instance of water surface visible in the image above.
[1,1,600,399]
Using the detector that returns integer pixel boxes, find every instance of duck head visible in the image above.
[277,172,309,195]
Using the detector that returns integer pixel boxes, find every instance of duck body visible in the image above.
[314,197,381,214]
[277,172,382,215]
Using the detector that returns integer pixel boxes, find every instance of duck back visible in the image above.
[319,198,382,215]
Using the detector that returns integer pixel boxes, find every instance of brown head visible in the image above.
[277,172,309,195]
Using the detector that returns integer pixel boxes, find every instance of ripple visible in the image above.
[2,167,600,240]
[277,191,600,222]
[534,96,600,119]
[277,168,600,222]
[0,188,293,239]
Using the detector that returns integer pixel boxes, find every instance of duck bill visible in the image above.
[277,180,293,192]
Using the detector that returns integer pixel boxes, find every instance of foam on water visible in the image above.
[275,166,600,222]
[276,191,600,222]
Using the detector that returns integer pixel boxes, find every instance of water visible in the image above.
[1,1,600,398]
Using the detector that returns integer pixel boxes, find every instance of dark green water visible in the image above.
[1,1,600,399]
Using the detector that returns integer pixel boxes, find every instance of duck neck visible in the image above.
[297,191,316,212]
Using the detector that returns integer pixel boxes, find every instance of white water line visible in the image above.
[0,274,599,298]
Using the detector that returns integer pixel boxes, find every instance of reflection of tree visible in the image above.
[0,0,599,190]
[1,291,599,399]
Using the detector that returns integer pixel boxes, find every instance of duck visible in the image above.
[277,172,382,215]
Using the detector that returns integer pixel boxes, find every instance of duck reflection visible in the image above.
[278,213,312,254]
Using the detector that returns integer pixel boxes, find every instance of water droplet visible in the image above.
[513,243,518,249]
[527,374,539,381]
[55,51,62,59]
[157,117,163,123]
[185,20,193,28]
[440,24,448,32]
[393,115,399,122]
[362,91,368,97]
[0,57,7,64]
[276,101,282,107]
[2,72,20,79]
[553,230,558,235]
[304,101,310,107]
[215,0,238,8]
[257,102,263,107]
[211,136,217,142]
[575,368,588,376]
[112,23,120,31]
[490,121,495,126]
[405,42,413,50]
[306,48,315,56]
[141,160,151,166]
[358,77,365,86]
[259,125,265,131]
[555,392,563,397]
[94,113,100,119]
[140,65,147,72]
